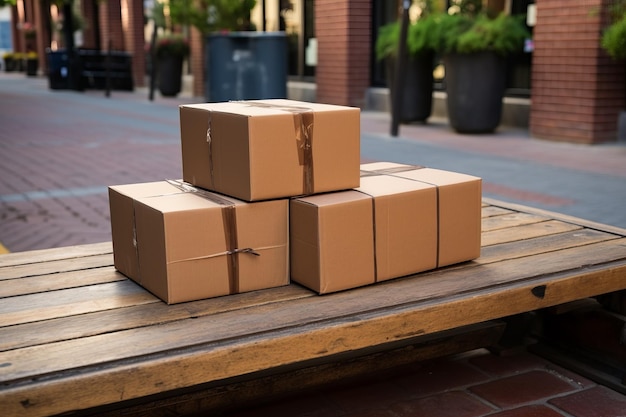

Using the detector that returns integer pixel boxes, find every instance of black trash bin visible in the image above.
[46,48,84,91]
[205,32,287,102]
[47,49,70,90]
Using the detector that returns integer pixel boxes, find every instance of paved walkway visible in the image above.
[1,72,626,416]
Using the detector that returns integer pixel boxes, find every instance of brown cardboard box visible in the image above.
[109,181,289,304]
[290,175,439,294]
[361,162,482,267]
[179,99,360,201]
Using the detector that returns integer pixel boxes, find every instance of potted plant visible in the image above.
[25,51,38,76]
[601,0,626,60]
[155,33,190,97]
[3,52,15,72]
[601,0,626,140]
[375,1,439,123]
[431,0,529,133]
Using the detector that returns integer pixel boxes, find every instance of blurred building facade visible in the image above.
[3,0,625,144]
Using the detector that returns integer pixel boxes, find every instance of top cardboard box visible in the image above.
[180,99,361,202]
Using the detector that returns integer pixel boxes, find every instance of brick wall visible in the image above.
[316,0,372,107]
[530,0,626,143]
[191,27,205,98]
[99,0,125,51]
[82,0,98,49]
[97,0,146,88]
[127,0,146,87]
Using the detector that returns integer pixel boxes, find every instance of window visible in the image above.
[0,16,12,51]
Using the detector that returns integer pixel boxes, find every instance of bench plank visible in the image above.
[1,225,617,351]
[2,238,625,383]
[477,229,620,264]
[0,280,156,327]
[481,205,514,218]
[481,211,549,232]
[0,266,124,298]
[0,254,114,280]
[482,220,582,246]
[0,242,112,268]
[0,285,313,352]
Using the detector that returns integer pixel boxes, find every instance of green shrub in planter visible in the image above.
[375,1,439,123]
[430,5,529,133]
[601,0,626,60]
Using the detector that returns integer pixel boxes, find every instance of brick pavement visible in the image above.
[218,348,626,417]
[0,73,202,252]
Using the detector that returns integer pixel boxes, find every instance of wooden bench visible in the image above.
[1,198,626,417]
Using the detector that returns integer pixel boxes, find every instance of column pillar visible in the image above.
[315,0,372,107]
[530,0,626,143]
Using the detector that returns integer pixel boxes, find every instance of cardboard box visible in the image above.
[291,164,482,294]
[179,99,361,201]
[290,175,439,294]
[361,162,482,267]
[109,180,289,304]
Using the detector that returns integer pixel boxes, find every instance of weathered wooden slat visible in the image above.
[481,212,549,232]
[483,198,626,237]
[481,205,514,218]
[0,226,620,351]
[0,285,313,352]
[0,281,157,327]
[2,238,625,385]
[0,242,112,268]
[477,229,620,265]
[4,228,615,351]
[481,220,582,247]
[0,254,114,281]
[0,266,124,299]
[3,261,626,417]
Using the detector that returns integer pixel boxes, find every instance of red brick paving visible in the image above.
[214,348,626,417]
[468,370,579,408]
[488,405,567,417]
[393,357,490,397]
[549,386,626,417]
[389,391,496,417]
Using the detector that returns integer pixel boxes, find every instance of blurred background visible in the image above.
[0,0,624,144]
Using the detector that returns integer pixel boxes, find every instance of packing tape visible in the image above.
[165,179,261,293]
[240,101,315,195]
[359,164,425,177]
[358,165,442,269]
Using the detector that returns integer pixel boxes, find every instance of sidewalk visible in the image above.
[1,73,626,416]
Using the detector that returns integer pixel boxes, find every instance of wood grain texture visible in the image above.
[0,242,112,268]
[1,200,626,417]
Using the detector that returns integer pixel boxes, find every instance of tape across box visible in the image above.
[109,180,289,304]
[290,163,482,294]
[179,99,361,202]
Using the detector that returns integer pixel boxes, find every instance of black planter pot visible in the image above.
[157,55,183,97]
[4,57,15,72]
[26,59,38,76]
[387,50,434,123]
[444,51,506,133]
